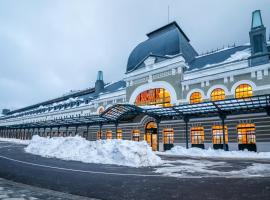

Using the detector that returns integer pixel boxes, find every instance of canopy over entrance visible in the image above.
[1,94,270,129]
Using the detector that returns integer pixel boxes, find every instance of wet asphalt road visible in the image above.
[0,141,270,200]
[0,177,96,200]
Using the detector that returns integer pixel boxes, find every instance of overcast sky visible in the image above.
[0,0,270,111]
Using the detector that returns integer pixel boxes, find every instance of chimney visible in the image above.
[95,71,104,94]
[2,109,10,115]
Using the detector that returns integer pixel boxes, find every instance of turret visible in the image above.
[249,10,269,66]
[95,71,104,94]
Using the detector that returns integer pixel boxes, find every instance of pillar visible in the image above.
[115,122,118,139]
[156,121,160,151]
[220,114,227,151]
[184,117,189,149]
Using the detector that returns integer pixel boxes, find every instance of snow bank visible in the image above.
[0,138,30,145]
[160,146,270,160]
[25,136,163,167]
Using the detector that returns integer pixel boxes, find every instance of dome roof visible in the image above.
[126,22,196,73]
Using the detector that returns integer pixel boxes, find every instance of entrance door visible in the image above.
[145,122,158,151]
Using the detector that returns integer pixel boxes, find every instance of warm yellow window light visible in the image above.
[163,128,174,144]
[212,125,228,144]
[135,88,171,107]
[97,131,102,140]
[191,127,205,144]
[190,92,202,104]
[106,130,113,139]
[132,129,140,141]
[211,88,225,101]
[235,84,253,99]
[116,129,122,140]
[237,123,256,144]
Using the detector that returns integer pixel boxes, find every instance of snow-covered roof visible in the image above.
[188,45,251,71]
[3,80,126,117]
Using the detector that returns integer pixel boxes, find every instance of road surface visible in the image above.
[0,141,270,200]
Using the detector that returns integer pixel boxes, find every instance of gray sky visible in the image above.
[0,0,270,111]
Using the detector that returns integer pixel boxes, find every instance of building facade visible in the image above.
[1,10,270,152]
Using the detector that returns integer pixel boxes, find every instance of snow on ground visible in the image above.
[25,136,163,167]
[159,145,270,160]
[0,138,30,145]
[155,159,270,178]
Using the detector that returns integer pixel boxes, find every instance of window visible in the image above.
[135,88,171,107]
[98,107,104,114]
[190,92,202,104]
[237,123,256,144]
[212,125,228,144]
[106,130,113,139]
[253,34,263,53]
[211,88,225,101]
[132,129,140,141]
[97,131,102,140]
[235,84,253,99]
[191,127,205,144]
[116,129,122,139]
[163,128,174,144]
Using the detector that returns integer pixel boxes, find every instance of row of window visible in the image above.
[95,123,256,145]
[190,84,253,104]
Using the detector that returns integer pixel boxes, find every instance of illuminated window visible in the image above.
[98,107,105,114]
[235,84,253,99]
[190,92,202,104]
[116,129,122,139]
[135,88,171,107]
[212,125,228,144]
[106,130,112,139]
[237,123,256,144]
[163,128,174,144]
[191,127,205,144]
[211,88,225,101]
[144,122,158,151]
[132,129,140,141]
[97,131,102,140]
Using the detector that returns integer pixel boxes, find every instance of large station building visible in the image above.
[1,10,270,152]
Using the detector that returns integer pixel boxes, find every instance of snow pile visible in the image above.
[0,138,30,145]
[155,159,270,178]
[161,145,270,160]
[25,136,163,167]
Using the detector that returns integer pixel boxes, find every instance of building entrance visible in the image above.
[145,122,158,151]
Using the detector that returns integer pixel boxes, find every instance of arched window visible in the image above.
[106,130,112,139]
[211,88,225,101]
[132,129,140,141]
[116,129,122,140]
[190,92,202,104]
[135,88,171,107]
[235,84,253,99]
[98,107,104,114]
[191,127,205,144]
[237,123,256,144]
